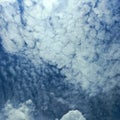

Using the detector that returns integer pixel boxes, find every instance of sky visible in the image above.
[0,0,120,120]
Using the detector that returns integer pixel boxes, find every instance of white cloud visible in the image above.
[0,0,119,96]
[0,0,15,3]
[43,0,58,11]
[60,110,86,120]
[1,100,34,120]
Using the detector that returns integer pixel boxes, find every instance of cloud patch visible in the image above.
[0,0,120,96]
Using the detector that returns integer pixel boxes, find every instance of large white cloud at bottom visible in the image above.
[60,110,86,120]
[0,100,34,120]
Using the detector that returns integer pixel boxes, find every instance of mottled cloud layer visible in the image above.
[0,0,120,96]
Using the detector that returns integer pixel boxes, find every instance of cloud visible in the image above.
[0,0,119,96]
[60,110,86,120]
[0,100,34,120]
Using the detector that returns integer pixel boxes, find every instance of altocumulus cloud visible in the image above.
[0,0,120,120]
[0,0,119,96]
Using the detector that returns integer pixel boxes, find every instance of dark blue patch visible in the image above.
[94,0,100,8]
[17,0,24,14]
[17,0,26,26]
[0,37,4,53]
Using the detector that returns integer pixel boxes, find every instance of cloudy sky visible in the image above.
[0,0,120,120]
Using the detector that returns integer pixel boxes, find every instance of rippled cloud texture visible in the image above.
[0,0,120,120]
[0,0,120,95]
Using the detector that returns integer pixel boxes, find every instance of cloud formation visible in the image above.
[0,0,120,97]
[0,100,34,120]
[60,110,86,120]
